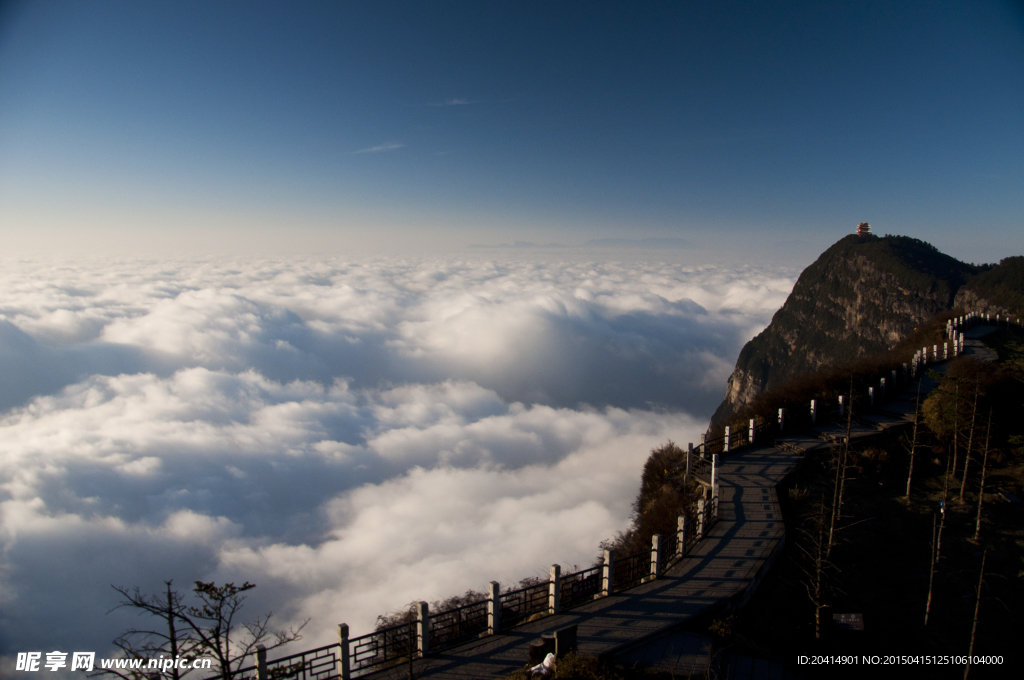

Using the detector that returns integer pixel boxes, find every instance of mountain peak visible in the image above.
[709,234,980,430]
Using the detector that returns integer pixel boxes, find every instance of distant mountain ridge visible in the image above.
[581,237,692,249]
[710,234,1023,430]
[467,237,691,250]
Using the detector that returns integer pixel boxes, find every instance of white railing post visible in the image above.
[487,581,500,634]
[549,564,560,614]
[601,549,614,597]
[677,515,687,557]
[416,601,429,655]
[749,418,755,445]
[255,645,267,680]
[650,534,661,580]
[724,426,730,453]
[337,624,351,680]
[778,407,785,432]
[810,399,817,425]
[697,498,706,538]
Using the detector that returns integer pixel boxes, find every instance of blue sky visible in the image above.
[1,0,1022,261]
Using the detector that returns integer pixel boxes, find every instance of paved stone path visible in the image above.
[363,328,998,679]
[369,443,808,679]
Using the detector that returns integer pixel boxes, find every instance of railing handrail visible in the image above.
[262,641,339,669]
[428,598,489,652]
[230,482,725,679]
[498,580,549,601]
[612,549,651,592]
[615,549,647,564]
[562,563,602,582]
[431,597,488,618]
[357,619,413,642]
[349,619,416,676]
[231,642,339,678]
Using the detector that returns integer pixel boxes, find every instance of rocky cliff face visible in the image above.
[710,234,977,430]
[953,256,1024,319]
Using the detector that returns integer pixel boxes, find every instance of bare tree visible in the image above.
[964,551,987,680]
[182,581,307,679]
[973,411,993,543]
[951,382,961,477]
[905,381,922,498]
[98,581,200,680]
[937,427,954,562]
[924,513,938,626]
[827,447,843,558]
[828,381,854,556]
[836,442,851,524]
[959,381,980,503]
[99,581,307,680]
[796,498,837,639]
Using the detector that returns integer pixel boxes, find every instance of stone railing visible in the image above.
[228,497,719,680]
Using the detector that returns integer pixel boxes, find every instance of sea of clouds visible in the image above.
[0,254,794,663]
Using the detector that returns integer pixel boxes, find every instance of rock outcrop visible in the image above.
[710,234,978,430]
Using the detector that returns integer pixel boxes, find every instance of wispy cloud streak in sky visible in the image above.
[353,142,405,153]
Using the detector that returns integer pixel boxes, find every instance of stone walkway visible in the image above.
[368,443,808,679]
[363,329,997,679]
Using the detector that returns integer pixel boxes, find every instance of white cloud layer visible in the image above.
[0,255,793,661]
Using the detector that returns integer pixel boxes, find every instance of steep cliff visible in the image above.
[953,256,1024,319]
[710,234,977,430]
